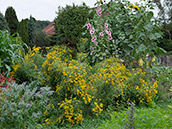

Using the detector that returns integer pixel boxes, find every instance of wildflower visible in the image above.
[105,28,108,34]
[105,23,108,28]
[90,52,93,55]
[92,37,97,42]
[94,42,98,45]
[87,23,92,30]
[129,4,141,12]
[108,31,111,36]
[97,9,102,16]
[152,57,155,62]
[90,28,95,35]
[90,46,94,50]
[108,36,112,40]
[99,32,104,37]
[138,58,144,66]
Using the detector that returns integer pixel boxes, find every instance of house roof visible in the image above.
[42,22,55,35]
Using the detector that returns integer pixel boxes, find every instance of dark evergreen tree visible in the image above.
[5,6,18,35]
[0,12,9,30]
[52,3,94,50]
[28,15,36,47]
[17,19,29,43]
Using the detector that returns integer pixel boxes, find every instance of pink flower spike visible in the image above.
[90,52,93,55]
[92,37,97,42]
[94,42,98,45]
[97,9,102,16]
[105,23,108,28]
[99,32,104,37]
[105,29,108,34]
[108,36,112,40]
[108,31,111,36]
[90,28,95,35]
[87,23,91,30]
[90,46,94,50]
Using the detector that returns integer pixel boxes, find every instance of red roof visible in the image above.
[42,22,55,35]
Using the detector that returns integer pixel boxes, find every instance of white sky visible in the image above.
[0,0,157,22]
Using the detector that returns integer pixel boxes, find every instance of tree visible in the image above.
[28,15,36,47]
[152,0,172,51]
[32,30,50,47]
[5,6,18,35]
[52,3,94,50]
[0,12,9,31]
[17,19,29,43]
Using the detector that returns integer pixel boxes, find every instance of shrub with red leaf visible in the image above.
[0,72,15,92]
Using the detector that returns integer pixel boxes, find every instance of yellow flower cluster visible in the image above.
[41,46,103,126]
[11,45,159,126]
[129,4,141,12]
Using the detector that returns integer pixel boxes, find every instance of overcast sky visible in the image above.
[0,0,156,22]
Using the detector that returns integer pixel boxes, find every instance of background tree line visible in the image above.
[1,1,172,53]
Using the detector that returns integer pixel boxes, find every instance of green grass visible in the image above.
[97,99,172,129]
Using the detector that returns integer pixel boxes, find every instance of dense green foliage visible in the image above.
[5,6,18,35]
[86,0,163,66]
[17,19,29,43]
[0,0,172,128]
[0,30,26,75]
[53,3,94,50]
[0,12,9,31]
[98,102,172,129]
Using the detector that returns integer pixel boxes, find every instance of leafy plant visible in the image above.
[0,30,27,75]
[0,81,54,129]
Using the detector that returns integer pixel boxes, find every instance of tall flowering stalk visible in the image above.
[86,2,116,64]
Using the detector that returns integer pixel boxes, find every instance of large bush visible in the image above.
[52,3,94,50]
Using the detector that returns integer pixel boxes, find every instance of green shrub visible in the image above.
[52,3,94,50]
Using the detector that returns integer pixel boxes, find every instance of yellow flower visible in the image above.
[152,57,155,62]
[138,58,144,66]
[13,64,20,72]
[129,4,141,12]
